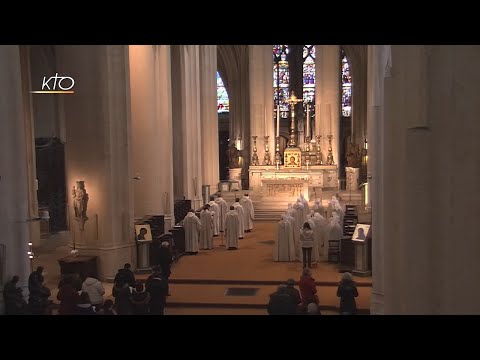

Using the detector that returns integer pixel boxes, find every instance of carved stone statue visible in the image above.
[227,144,241,169]
[72,181,89,230]
[346,142,361,168]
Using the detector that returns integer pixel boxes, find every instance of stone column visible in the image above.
[249,45,274,164]
[57,45,135,279]
[316,45,340,169]
[171,45,203,210]
[367,45,391,314]
[0,46,38,312]
[129,45,175,230]
[199,45,219,195]
[351,46,368,147]
[382,46,480,314]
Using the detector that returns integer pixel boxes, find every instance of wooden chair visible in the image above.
[328,240,341,263]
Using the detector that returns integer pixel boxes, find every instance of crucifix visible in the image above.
[286,91,303,147]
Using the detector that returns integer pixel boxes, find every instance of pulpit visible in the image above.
[352,237,371,276]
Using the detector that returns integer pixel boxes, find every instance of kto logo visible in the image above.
[31,73,75,94]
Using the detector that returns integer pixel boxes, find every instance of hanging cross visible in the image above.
[287,91,303,109]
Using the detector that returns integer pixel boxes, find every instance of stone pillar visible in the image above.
[249,45,274,165]
[57,45,135,279]
[382,45,480,314]
[171,45,203,210]
[367,45,391,314]
[0,46,38,312]
[199,45,219,195]
[129,45,175,230]
[316,45,340,169]
[351,46,368,147]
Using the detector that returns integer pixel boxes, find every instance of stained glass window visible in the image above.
[341,49,352,117]
[217,71,229,113]
[303,45,315,110]
[273,45,290,119]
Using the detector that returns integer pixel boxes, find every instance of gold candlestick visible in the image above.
[305,136,311,152]
[326,135,335,165]
[275,136,282,165]
[251,135,259,166]
[315,135,323,165]
[263,135,272,165]
[287,91,303,147]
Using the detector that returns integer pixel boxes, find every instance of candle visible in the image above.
[276,106,280,137]
[264,105,267,135]
[306,104,310,138]
[327,103,332,135]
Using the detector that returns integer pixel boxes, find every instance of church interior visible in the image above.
[0,45,479,315]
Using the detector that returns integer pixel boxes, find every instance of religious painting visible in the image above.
[135,224,152,242]
[284,148,302,168]
[352,224,370,242]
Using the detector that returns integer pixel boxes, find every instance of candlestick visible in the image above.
[306,103,310,138]
[275,135,282,165]
[326,134,335,165]
[251,136,259,166]
[276,106,280,137]
[315,135,323,165]
[287,91,303,147]
[263,135,272,165]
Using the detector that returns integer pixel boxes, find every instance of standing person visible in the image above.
[299,267,318,312]
[199,204,214,250]
[336,272,359,315]
[208,196,220,236]
[183,209,201,254]
[81,272,105,309]
[28,266,44,294]
[267,285,297,315]
[130,282,151,315]
[273,215,295,262]
[312,198,325,216]
[214,193,228,233]
[224,206,240,250]
[284,278,302,311]
[240,193,254,232]
[114,263,136,288]
[158,241,173,279]
[300,222,314,269]
[145,270,168,315]
[112,279,132,315]
[232,198,245,239]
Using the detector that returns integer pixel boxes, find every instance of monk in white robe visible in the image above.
[306,212,319,263]
[312,198,325,217]
[215,194,228,232]
[312,212,327,257]
[239,193,254,232]
[299,194,310,215]
[273,215,296,262]
[208,196,220,236]
[183,209,201,253]
[199,205,214,250]
[286,205,300,259]
[232,198,245,239]
[224,206,240,249]
[325,212,343,261]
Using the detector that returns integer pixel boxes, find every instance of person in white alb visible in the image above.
[215,193,228,233]
[273,215,296,262]
[225,206,240,250]
[232,198,245,239]
[240,193,254,232]
[199,204,214,250]
[183,209,201,254]
[208,196,220,236]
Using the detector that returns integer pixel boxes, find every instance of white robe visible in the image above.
[273,217,296,262]
[312,213,327,257]
[299,195,310,215]
[199,209,214,249]
[307,217,319,263]
[239,196,254,231]
[312,200,325,217]
[224,210,240,249]
[233,202,245,238]
[286,208,300,260]
[215,197,228,232]
[208,201,220,236]
[183,212,201,253]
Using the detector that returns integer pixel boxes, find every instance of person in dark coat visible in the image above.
[336,272,359,315]
[3,275,27,315]
[130,282,151,315]
[74,292,96,315]
[112,278,132,315]
[28,274,51,315]
[145,270,168,315]
[299,267,318,312]
[267,285,297,315]
[158,242,173,280]
[284,278,302,313]
[28,266,44,294]
[57,275,80,315]
[114,263,136,288]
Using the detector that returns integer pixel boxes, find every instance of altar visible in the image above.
[249,165,338,201]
